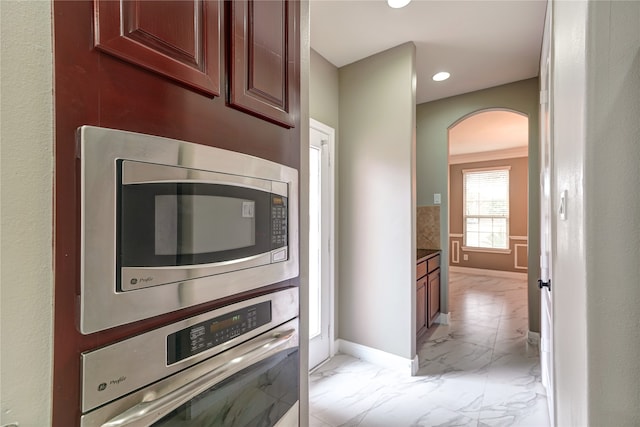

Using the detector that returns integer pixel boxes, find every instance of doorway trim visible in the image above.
[538,0,555,422]
[309,118,336,370]
[447,108,530,273]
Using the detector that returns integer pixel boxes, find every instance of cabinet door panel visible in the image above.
[229,0,296,128]
[417,278,427,336]
[427,254,440,273]
[417,261,427,279]
[427,270,440,327]
[94,0,221,96]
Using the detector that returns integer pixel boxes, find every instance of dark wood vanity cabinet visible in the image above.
[416,275,428,336]
[417,251,441,338]
[427,267,440,327]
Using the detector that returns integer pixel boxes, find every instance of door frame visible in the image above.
[539,0,555,423]
[308,118,336,369]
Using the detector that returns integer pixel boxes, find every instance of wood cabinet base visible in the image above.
[416,252,440,338]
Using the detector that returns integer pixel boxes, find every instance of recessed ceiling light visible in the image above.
[387,0,411,9]
[432,71,451,82]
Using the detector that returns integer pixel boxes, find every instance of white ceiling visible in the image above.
[449,110,528,158]
[310,0,547,104]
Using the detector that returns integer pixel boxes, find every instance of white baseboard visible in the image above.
[336,339,415,375]
[410,354,419,376]
[450,266,527,280]
[527,330,540,346]
[437,312,450,325]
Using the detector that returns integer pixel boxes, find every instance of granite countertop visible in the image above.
[417,248,440,262]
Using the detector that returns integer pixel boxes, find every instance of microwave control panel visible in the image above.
[271,195,288,248]
[166,301,272,365]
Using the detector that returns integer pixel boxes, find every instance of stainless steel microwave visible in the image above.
[78,126,299,334]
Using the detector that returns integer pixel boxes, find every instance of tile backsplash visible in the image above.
[417,206,440,249]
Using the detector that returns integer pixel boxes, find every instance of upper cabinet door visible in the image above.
[94,0,221,97]
[229,0,297,128]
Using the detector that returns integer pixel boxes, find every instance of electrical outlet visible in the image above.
[434,193,441,205]
[463,254,469,261]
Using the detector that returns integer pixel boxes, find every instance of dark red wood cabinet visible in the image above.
[92,0,298,128]
[229,0,297,127]
[52,1,300,425]
[94,0,222,97]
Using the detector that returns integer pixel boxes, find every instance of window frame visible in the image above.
[462,166,511,253]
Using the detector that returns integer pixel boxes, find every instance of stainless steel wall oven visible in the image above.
[78,126,299,334]
[80,288,299,426]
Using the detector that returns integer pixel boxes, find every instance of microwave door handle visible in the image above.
[122,179,274,195]
[100,328,296,427]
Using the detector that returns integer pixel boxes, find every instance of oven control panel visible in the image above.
[80,288,298,414]
[167,301,271,365]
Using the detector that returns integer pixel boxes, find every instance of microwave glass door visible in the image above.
[119,182,284,267]
[155,194,256,255]
[117,159,290,292]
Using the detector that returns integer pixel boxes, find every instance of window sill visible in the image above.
[462,246,512,255]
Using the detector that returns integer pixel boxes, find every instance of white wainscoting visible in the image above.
[451,240,460,264]
[514,243,528,270]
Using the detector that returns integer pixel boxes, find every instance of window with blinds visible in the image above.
[463,167,510,250]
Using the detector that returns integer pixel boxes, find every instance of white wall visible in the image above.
[337,43,416,359]
[0,1,54,425]
[299,0,311,423]
[551,0,640,425]
[551,1,589,423]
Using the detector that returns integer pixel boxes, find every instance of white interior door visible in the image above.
[539,3,555,424]
[309,119,334,370]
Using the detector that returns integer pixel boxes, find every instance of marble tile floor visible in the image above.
[309,272,550,427]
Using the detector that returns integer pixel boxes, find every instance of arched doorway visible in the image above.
[448,109,529,274]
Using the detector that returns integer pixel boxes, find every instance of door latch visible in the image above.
[538,279,551,291]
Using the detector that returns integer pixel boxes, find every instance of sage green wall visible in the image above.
[416,78,540,333]
[310,49,339,130]
[338,43,416,359]
[309,49,340,349]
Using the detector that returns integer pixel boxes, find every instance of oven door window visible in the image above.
[119,182,273,267]
[152,348,299,427]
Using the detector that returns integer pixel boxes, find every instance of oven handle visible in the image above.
[100,327,296,427]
